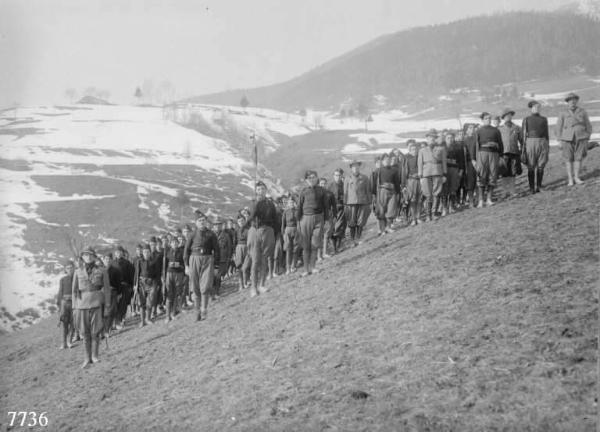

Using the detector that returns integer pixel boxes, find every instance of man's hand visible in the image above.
[442,176,447,184]
[471,160,477,170]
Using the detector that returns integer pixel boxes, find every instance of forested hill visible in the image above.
[187,11,600,111]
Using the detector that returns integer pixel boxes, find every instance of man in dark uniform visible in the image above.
[461,123,478,207]
[134,244,161,327]
[164,236,185,322]
[318,177,337,259]
[445,132,464,214]
[57,260,75,349]
[184,213,220,320]
[374,153,401,234]
[521,101,549,193]
[498,108,523,198]
[328,168,346,253]
[113,245,134,329]
[474,112,504,207]
[212,217,232,300]
[245,181,278,297]
[297,170,328,276]
[98,251,122,336]
[555,92,593,186]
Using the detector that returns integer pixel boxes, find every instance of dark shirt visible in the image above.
[447,142,465,170]
[114,257,135,287]
[136,258,160,280]
[465,135,478,162]
[370,168,380,192]
[184,227,220,265]
[165,246,185,273]
[247,198,278,231]
[236,225,249,244]
[376,166,401,194]
[297,185,328,219]
[475,125,504,154]
[522,113,549,140]
[216,231,232,263]
[281,208,297,230]
[106,262,123,293]
[328,180,344,208]
[401,154,419,187]
[57,274,73,305]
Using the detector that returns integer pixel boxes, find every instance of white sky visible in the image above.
[0,0,577,108]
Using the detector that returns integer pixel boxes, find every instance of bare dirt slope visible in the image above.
[1,149,598,432]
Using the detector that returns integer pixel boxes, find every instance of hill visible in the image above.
[0,146,597,431]
[0,103,302,332]
[187,11,600,111]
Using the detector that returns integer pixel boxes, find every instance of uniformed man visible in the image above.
[461,124,479,207]
[281,196,299,274]
[498,108,523,198]
[418,129,447,221]
[57,260,75,349]
[297,170,328,276]
[184,213,220,320]
[245,181,278,297]
[521,101,549,193]
[98,251,122,336]
[444,132,464,213]
[474,112,503,207]
[344,160,372,246]
[164,236,185,322]
[555,92,593,186]
[328,168,347,253]
[374,153,401,234]
[212,217,232,300]
[401,140,422,225]
[318,177,337,259]
[234,214,250,289]
[134,244,161,327]
[72,247,111,369]
[113,245,134,329]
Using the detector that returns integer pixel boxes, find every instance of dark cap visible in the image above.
[349,159,362,167]
[114,244,126,253]
[334,168,344,175]
[142,243,151,251]
[480,112,491,120]
[527,100,540,109]
[501,108,515,119]
[80,247,96,257]
[425,128,438,138]
[148,236,157,243]
[564,92,579,102]
[304,170,318,179]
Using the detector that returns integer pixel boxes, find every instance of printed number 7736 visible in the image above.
[7,411,48,427]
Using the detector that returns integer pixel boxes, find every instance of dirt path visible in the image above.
[1,149,598,431]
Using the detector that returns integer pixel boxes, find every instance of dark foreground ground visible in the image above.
[0,148,598,432]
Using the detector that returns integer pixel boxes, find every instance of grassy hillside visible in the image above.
[187,11,600,110]
[1,146,597,431]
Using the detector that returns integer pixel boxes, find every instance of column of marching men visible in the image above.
[54,95,594,368]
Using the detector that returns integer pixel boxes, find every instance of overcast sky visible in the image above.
[0,0,577,108]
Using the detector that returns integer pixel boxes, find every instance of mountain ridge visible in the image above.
[186,10,600,111]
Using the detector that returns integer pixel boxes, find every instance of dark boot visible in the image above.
[536,168,544,192]
[303,249,311,275]
[356,226,363,241]
[528,169,536,193]
[432,196,440,220]
[426,199,433,222]
[350,226,356,242]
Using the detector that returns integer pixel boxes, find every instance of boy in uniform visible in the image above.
[57,260,75,349]
[401,141,422,225]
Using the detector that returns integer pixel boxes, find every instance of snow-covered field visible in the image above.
[0,104,292,331]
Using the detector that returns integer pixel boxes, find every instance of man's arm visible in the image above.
[212,233,220,264]
[184,233,193,267]
[102,269,111,316]
[296,191,304,221]
[583,110,593,137]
